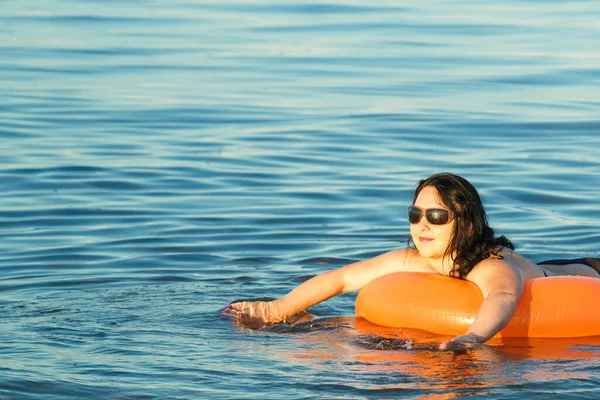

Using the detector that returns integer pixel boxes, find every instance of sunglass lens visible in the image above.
[408,206,422,224]
[426,209,449,225]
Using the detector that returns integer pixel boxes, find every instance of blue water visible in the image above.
[2,0,600,398]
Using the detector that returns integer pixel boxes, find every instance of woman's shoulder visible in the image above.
[496,247,536,267]
[371,247,425,271]
[382,248,440,273]
[373,247,413,266]
[383,247,415,258]
[469,247,542,279]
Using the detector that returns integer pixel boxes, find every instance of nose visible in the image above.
[416,214,430,229]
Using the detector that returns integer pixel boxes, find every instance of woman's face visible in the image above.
[410,185,455,260]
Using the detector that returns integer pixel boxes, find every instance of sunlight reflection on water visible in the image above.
[1,0,600,398]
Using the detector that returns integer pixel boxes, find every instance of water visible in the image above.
[1,0,599,398]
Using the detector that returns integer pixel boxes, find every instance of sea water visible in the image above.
[1,0,599,398]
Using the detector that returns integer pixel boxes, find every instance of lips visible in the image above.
[419,237,434,242]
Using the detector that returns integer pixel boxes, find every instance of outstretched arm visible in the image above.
[440,259,524,349]
[226,269,344,328]
[225,249,408,328]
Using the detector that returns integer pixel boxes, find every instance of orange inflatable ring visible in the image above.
[355,272,600,338]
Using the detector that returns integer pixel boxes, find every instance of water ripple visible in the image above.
[1,0,600,398]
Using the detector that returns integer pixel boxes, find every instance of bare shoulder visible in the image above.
[379,247,437,273]
[468,256,518,276]
[339,247,414,292]
[466,256,524,296]
[498,247,544,279]
[469,247,538,276]
[371,247,414,270]
[497,247,533,266]
[344,247,436,281]
[348,247,429,276]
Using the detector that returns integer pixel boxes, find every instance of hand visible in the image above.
[222,300,283,329]
[439,333,480,351]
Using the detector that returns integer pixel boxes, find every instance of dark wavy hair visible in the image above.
[408,172,514,279]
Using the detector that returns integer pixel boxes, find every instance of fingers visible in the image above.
[439,335,480,351]
[439,341,465,351]
[226,301,247,312]
[222,301,269,329]
[439,340,460,351]
[240,310,265,330]
[221,304,235,315]
[221,302,243,317]
[222,301,250,317]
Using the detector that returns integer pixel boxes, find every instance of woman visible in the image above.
[224,173,600,350]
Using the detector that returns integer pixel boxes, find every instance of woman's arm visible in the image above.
[226,248,408,328]
[440,259,524,349]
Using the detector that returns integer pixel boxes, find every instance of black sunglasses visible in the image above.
[408,206,453,225]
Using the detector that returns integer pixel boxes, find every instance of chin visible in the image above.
[414,246,432,257]
[415,246,442,259]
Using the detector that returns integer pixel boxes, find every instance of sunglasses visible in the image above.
[408,206,453,225]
